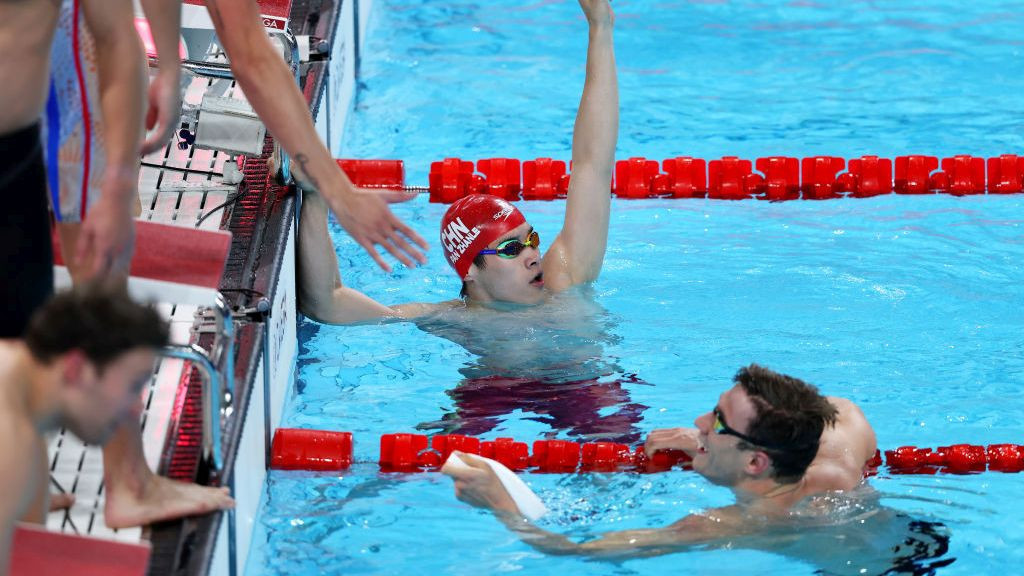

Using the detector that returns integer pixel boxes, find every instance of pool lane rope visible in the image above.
[269,429,1024,475]
[333,155,1024,203]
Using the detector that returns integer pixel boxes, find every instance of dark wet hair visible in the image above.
[459,253,488,298]
[25,281,170,371]
[733,364,838,482]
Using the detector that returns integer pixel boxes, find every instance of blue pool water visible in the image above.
[248,1,1024,574]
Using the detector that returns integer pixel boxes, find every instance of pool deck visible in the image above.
[38,0,362,573]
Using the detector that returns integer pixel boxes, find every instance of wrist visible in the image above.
[317,167,358,203]
[101,165,140,201]
[156,66,182,83]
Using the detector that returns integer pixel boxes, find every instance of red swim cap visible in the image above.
[440,194,526,278]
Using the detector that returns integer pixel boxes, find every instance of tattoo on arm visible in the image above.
[293,153,322,190]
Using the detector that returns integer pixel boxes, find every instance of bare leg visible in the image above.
[55,222,87,284]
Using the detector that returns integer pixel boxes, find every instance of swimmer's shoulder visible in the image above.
[826,396,856,413]
[805,397,877,493]
[824,396,875,443]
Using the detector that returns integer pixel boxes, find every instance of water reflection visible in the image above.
[414,288,649,443]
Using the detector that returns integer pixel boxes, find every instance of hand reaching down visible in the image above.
[323,186,429,273]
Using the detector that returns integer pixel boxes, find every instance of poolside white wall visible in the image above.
[216,2,369,575]
[208,220,297,576]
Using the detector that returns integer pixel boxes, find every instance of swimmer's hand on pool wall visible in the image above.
[644,428,700,457]
[442,452,521,515]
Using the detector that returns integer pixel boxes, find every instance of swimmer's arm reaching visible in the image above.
[204,0,428,272]
[495,510,747,557]
[297,190,454,324]
[444,452,749,558]
[544,0,618,291]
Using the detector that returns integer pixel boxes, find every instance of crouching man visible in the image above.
[0,283,230,573]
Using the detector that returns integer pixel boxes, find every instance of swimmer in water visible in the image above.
[443,364,952,573]
[296,0,617,323]
[295,0,638,441]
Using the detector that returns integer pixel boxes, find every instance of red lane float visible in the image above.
[481,437,531,470]
[476,158,521,200]
[802,156,845,200]
[661,157,707,198]
[428,158,480,203]
[337,159,405,190]
[270,428,353,471]
[988,155,1024,193]
[843,155,892,197]
[419,154,1024,203]
[884,444,1024,474]
[709,156,758,200]
[580,442,633,471]
[379,432,431,471]
[271,430,1024,475]
[615,157,660,199]
[522,158,570,200]
[755,156,800,201]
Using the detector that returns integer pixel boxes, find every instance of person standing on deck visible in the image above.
[0,284,171,576]
[293,0,633,440]
[36,0,240,528]
[27,0,432,528]
[47,0,187,285]
[0,0,143,338]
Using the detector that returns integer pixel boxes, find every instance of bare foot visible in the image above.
[104,473,235,529]
[49,492,76,512]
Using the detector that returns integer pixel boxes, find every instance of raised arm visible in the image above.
[544,0,618,290]
[204,0,428,272]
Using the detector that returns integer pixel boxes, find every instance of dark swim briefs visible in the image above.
[0,123,54,337]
